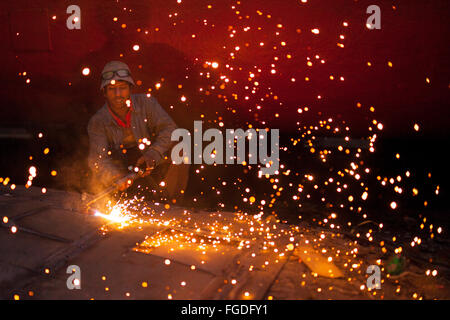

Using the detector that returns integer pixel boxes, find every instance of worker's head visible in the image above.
[100,61,135,112]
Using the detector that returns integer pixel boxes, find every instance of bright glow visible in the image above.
[94,207,128,224]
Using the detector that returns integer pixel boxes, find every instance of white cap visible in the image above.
[100,60,135,90]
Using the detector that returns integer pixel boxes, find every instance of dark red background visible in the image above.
[0,0,449,138]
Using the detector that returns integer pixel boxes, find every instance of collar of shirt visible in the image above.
[107,103,133,128]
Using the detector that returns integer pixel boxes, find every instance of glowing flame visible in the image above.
[94,207,129,224]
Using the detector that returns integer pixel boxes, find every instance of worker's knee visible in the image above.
[162,163,190,199]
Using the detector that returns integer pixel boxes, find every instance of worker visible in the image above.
[87,60,189,201]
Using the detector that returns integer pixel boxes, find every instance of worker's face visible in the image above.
[103,81,131,113]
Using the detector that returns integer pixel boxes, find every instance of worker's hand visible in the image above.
[136,150,160,177]
[135,156,153,177]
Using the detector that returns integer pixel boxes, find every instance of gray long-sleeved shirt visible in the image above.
[87,93,177,184]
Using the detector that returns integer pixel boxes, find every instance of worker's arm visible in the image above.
[140,95,178,167]
[87,116,126,186]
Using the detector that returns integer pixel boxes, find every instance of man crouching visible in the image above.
[87,60,189,202]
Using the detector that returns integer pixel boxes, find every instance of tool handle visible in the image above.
[84,169,145,209]
[115,172,138,187]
